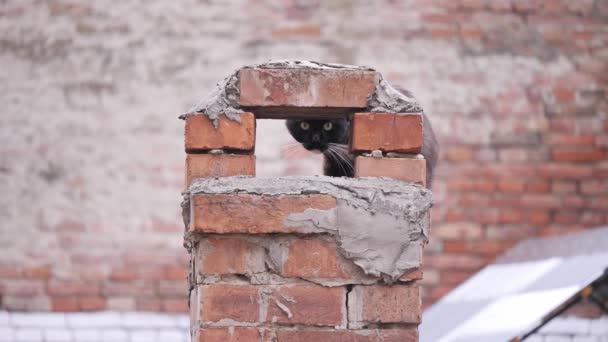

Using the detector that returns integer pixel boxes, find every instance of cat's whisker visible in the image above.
[325,147,350,176]
[328,145,354,172]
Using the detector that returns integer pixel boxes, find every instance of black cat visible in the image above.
[285,90,439,188]
[285,119,354,177]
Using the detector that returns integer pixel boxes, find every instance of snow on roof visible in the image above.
[420,227,608,342]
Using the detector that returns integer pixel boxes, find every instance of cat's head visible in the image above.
[285,119,350,152]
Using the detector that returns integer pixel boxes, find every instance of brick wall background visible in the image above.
[1,0,606,312]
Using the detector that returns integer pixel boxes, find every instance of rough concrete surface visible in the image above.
[185,176,432,281]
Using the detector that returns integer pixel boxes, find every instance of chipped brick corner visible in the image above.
[181,60,431,342]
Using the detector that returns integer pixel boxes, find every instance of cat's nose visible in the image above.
[312,134,320,144]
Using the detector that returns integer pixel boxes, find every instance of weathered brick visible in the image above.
[79,296,106,311]
[22,265,53,280]
[265,286,345,327]
[444,146,475,162]
[399,268,423,282]
[433,222,482,240]
[238,67,379,111]
[497,179,525,193]
[527,210,551,225]
[200,285,259,323]
[197,328,262,342]
[276,329,418,342]
[191,194,336,234]
[185,154,255,187]
[281,238,354,279]
[348,285,420,328]
[526,180,551,193]
[355,156,426,186]
[162,298,188,312]
[196,237,262,276]
[51,297,79,312]
[537,164,594,179]
[552,149,605,162]
[184,112,255,152]
[425,254,485,271]
[351,113,423,153]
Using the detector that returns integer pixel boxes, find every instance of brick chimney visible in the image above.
[181,61,432,342]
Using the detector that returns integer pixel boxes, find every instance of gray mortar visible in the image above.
[180,59,422,126]
[367,77,424,113]
[183,176,432,282]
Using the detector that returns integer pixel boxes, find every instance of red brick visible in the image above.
[52,297,79,312]
[425,254,485,271]
[433,222,482,240]
[546,134,596,146]
[442,240,468,253]
[198,237,252,275]
[526,180,551,193]
[552,180,578,193]
[266,286,345,326]
[355,156,426,186]
[184,112,255,152]
[499,148,530,163]
[497,179,525,193]
[272,24,322,38]
[552,149,605,162]
[498,209,524,224]
[539,225,587,236]
[441,270,472,285]
[276,330,372,342]
[528,210,551,225]
[553,84,576,102]
[445,209,467,222]
[79,296,106,311]
[351,113,423,153]
[201,285,259,323]
[185,154,255,188]
[348,285,420,327]
[136,298,162,311]
[48,281,100,296]
[538,164,594,179]
[399,268,423,282]
[555,211,580,224]
[580,180,608,194]
[0,266,21,278]
[276,329,418,342]
[282,238,354,279]
[191,194,336,234]
[197,328,262,342]
[1,280,45,296]
[109,268,138,282]
[23,265,52,280]
[486,224,538,241]
[162,298,188,312]
[521,194,562,209]
[444,146,475,162]
[164,265,188,281]
[380,328,419,342]
[448,179,497,193]
[238,67,379,111]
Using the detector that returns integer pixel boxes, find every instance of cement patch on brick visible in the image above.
[181,59,422,125]
[184,176,432,282]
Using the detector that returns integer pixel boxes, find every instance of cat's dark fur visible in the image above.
[285,88,439,188]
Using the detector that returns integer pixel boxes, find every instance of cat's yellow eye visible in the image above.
[300,122,310,130]
[323,122,333,131]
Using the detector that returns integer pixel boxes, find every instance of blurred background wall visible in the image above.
[0,0,606,313]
